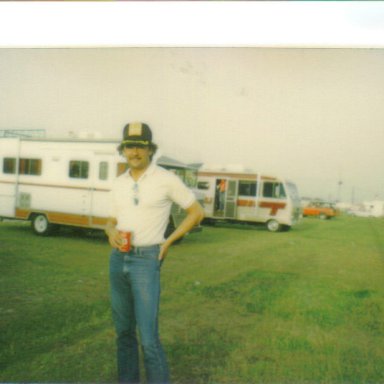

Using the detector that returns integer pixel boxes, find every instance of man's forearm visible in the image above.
[105,217,118,237]
[164,201,204,247]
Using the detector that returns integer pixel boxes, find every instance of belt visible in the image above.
[131,244,160,254]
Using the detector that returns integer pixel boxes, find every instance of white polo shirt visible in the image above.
[109,162,196,246]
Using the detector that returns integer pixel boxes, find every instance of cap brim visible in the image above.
[121,139,151,146]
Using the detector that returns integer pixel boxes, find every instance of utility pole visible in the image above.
[337,178,343,202]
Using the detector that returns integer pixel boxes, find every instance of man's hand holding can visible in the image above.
[106,227,123,249]
[119,231,131,252]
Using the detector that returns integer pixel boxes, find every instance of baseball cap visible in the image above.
[121,122,153,147]
[117,122,157,154]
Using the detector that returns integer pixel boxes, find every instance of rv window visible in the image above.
[172,168,185,182]
[19,159,42,175]
[286,182,300,201]
[238,181,257,196]
[263,182,286,199]
[184,169,198,188]
[197,181,210,190]
[162,167,197,188]
[99,161,109,180]
[3,158,16,174]
[69,161,89,179]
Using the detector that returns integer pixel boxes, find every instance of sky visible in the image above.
[0,2,383,203]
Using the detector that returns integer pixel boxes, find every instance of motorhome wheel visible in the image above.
[31,214,55,236]
[266,219,281,232]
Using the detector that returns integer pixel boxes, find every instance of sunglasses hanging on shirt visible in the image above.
[133,183,139,206]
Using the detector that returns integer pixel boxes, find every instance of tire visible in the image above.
[31,214,57,236]
[266,219,281,232]
[281,224,291,232]
[319,213,327,220]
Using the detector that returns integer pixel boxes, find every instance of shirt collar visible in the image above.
[126,161,156,182]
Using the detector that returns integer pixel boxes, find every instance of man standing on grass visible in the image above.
[105,122,204,384]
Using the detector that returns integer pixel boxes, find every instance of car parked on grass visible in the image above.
[302,200,338,220]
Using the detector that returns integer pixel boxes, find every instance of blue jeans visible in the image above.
[109,246,170,384]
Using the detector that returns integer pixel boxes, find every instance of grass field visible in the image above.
[1,216,384,383]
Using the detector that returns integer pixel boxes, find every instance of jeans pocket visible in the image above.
[139,246,160,260]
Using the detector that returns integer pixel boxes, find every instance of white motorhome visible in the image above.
[0,137,202,237]
[197,168,301,232]
[362,200,384,217]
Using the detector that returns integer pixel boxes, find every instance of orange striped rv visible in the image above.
[0,136,202,237]
[197,168,301,232]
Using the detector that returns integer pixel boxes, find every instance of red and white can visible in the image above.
[119,231,131,252]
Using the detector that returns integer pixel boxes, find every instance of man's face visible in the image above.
[123,144,152,171]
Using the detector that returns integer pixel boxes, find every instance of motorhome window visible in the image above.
[69,161,89,179]
[3,158,16,174]
[19,159,42,175]
[197,181,210,190]
[238,181,257,196]
[157,166,197,187]
[263,182,286,198]
[184,169,198,188]
[99,161,108,180]
[162,167,188,185]
[286,182,300,201]
[169,168,185,182]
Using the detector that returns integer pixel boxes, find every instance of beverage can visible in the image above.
[119,231,131,252]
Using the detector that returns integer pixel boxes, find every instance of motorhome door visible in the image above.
[213,178,238,218]
[90,153,115,227]
[0,139,19,218]
[0,164,17,217]
[224,179,238,218]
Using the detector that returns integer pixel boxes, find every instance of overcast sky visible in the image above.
[0,2,383,203]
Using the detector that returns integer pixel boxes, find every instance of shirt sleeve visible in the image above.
[167,172,196,210]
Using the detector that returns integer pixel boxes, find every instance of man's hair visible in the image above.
[148,143,158,161]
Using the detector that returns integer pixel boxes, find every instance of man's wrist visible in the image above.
[105,226,116,237]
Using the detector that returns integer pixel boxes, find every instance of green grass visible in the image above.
[1,216,384,383]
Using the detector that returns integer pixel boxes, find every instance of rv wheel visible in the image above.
[319,213,327,220]
[266,219,281,232]
[31,214,56,236]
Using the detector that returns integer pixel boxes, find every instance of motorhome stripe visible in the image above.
[198,171,257,180]
[198,172,278,181]
[237,199,256,207]
[258,202,286,216]
[204,198,286,210]
[16,208,108,227]
[0,180,110,192]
